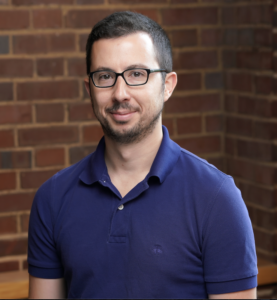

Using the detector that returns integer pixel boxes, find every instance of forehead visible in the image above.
[91,32,159,71]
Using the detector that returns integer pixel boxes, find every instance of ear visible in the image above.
[84,77,91,98]
[163,72,177,103]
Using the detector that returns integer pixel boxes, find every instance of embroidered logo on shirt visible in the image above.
[152,244,163,255]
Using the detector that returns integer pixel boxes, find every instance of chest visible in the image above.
[54,179,206,298]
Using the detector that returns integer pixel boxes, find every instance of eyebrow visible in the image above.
[93,64,150,72]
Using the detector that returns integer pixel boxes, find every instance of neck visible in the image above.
[105,120,163,173]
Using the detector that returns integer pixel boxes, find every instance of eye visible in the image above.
[132,71,143,77]
[98,73,112,80]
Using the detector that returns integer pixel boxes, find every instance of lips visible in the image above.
[110,110,136,121]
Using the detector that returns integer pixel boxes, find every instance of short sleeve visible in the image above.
[202,176,258,294]
[28,177,64,279]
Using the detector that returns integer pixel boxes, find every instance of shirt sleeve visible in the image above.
[28,177,64,279]
[202,176,258,294]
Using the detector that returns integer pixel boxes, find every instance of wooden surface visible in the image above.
[0,258,277,298]
[258,258,277,286]
[0,270,28,299]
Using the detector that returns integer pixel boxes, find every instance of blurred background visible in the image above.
[0,0,276,298]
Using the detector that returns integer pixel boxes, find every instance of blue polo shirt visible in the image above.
[28,126,257,299]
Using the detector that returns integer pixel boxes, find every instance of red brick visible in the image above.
[177,116,202,135]
[237,51,272,70]
[171,30,197,47]
[129,10,159,23]
[255,29,272,47]
[237,5,272,25]
[201,29,222,46]
[0,239,27,257]
[69,102,95,121]
[171,0,197,2]
[17,80,79,100]
[13,34,75,54]
[18,126,79,146]
[248,207,277,231]
[254,229,276,252]
[237,96,271,118]
[225,72,253,92]
[222,7,236,25]
[0,216,17,234]
[162,7,218,26]
[0,151,31,169]
[207,156,224,171]
[66,10,115,28]
[255,76,273,95]
[0,261,19,273]
[83,125,104,143]
[79,34,88,52]
[21,169,59,189]
[254,121,277,140]
[162,119,174,136]
[23,260,28,270]
[109,0,165,2]
[226,116,253,137]
[0,83,13,101]
[205,115,222,132]
[175,135,221,154]
[33,9,62,29]
[70,145,96,164]
[0,172,16,190]
[0,10,29,30]
[225,137,236,156]
[0,193,34,212]
[0,59,33,78]
[173,51,218,70]
[224,94,237,112]
[77,0,104,3]
[226,158,275,186]
[165,94,220,114]
[0,105,32,125]
[35,148,65,167]
[49,33,75,52]
[37,58,63,77]
[36,103,64,123]
[222,51,237,69]
[13,35,48,54]
[68,58,86,76]
[237,140,273,162]
[12,0,73,3]
[239,182,277,209]
[0,130,14,148]
[20,214,29,233]
[175,73,201,91]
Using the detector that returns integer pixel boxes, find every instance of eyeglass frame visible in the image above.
[88,68,168,88]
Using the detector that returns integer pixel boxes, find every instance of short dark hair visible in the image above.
[86,11,172,77]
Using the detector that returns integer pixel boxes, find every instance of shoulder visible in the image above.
[175,146,232,194]
[32,152,94,214]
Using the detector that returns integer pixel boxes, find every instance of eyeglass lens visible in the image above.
[93,69,148,87]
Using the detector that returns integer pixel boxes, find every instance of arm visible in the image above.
[29,275,66,299]
[209,287,257,299]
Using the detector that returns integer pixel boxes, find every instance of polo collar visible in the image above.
[79,125,181,185]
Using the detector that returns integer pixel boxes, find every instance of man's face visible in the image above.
[85,32,167,144]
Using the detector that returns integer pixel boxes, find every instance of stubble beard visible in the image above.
[91,96,164,145]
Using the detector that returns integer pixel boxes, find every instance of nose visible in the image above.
[112,74,130,102]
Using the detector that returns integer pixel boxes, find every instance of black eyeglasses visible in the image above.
[89,68,167,88]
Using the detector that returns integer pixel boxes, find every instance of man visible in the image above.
[28,11,257,299]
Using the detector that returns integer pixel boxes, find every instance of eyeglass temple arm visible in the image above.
[149,69,168,73]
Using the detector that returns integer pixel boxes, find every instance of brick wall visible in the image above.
[222,0,276,263]
[0,0,273,273]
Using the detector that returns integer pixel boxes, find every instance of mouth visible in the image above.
[109,110,137,122]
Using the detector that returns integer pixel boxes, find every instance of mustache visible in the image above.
[105,102,139,113]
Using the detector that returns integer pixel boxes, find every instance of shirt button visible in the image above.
[118,204,124,210]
